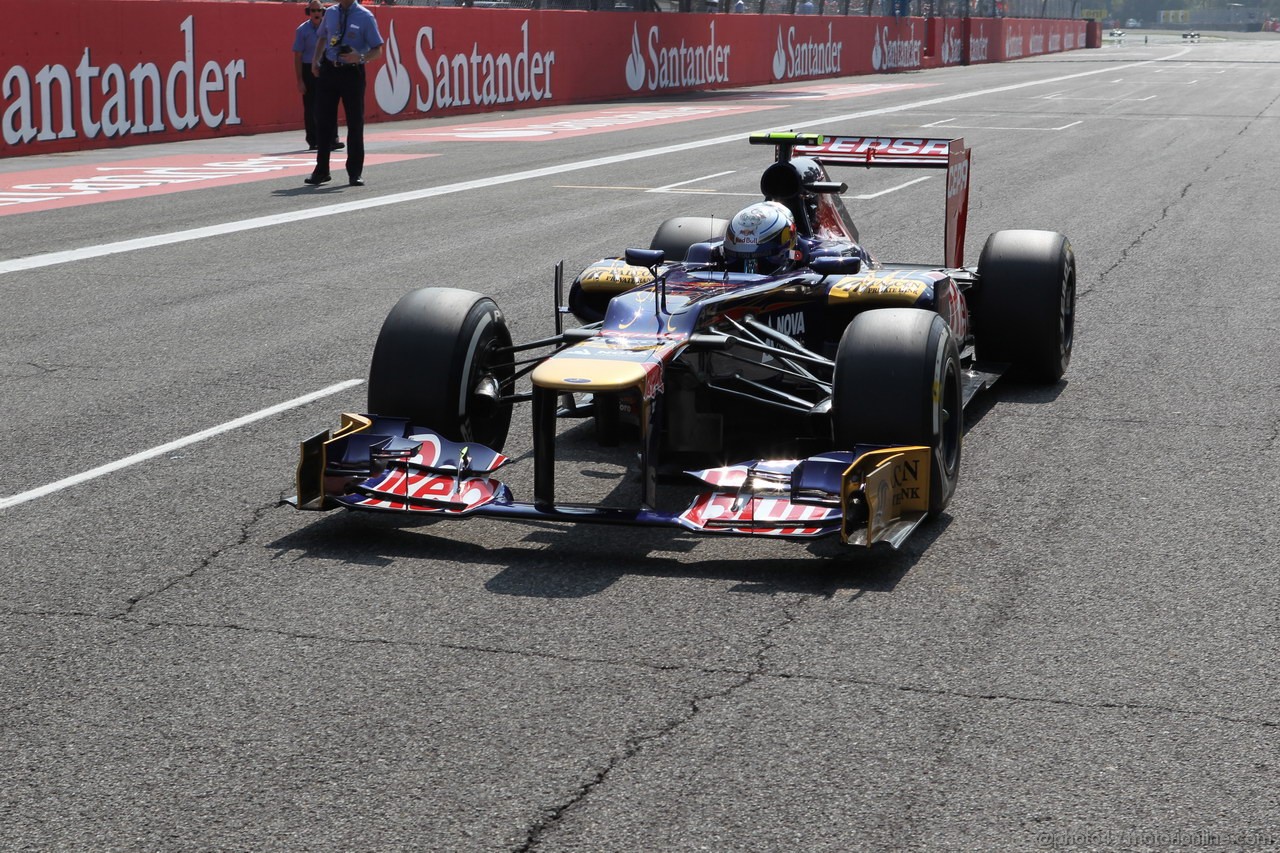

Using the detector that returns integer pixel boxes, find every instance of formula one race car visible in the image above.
[287,132,1076,548]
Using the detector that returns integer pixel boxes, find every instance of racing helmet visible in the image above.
[723,201,798,274]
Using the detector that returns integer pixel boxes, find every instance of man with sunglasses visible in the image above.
[306,0,384,187]
[292,1,343,152]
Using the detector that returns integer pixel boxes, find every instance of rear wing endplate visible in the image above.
[750,132,972,268]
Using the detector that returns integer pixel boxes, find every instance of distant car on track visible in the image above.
[288,132,1076,550]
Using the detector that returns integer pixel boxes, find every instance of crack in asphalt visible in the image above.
[512,596,805,852]
[767,668,1280,729]
[6,605,1276,734]
[0,505,280,719]
[1092,180,1192,297]
[1262,410,1280,451]
[0,361,115,379]
[107,499,277,622]
[1094,92,1280,298]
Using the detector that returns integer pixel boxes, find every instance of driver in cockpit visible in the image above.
[721,201,803,275]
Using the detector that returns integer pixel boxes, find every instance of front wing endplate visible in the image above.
[841,446,931,546]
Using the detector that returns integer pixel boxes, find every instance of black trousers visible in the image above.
[300,63,318,147]
[315,62,365,178]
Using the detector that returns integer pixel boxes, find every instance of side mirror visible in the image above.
[625,248,665,269]
[810,256,862,277]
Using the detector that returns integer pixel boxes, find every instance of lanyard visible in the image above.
[337,5,350,47]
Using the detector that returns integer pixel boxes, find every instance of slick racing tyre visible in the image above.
[832,308,962,515]
[367,287,514,449]
[975,230,1076,383]
[649,216,729,262]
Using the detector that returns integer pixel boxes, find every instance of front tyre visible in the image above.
[832,308,962,515]
[367,288,514,449]
[976,230,1076,383]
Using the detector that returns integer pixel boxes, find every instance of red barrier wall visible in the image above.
[1,0,1092,158]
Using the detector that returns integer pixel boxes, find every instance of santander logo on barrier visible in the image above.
[772,31,787,80]
[871,24,922,71]
[375,20,411,115]
[969,27,990,62]
[624,23,731,92]
[940,25,963,65]
[1,16,244,147]
[771,24,843,81]
[374,19,557,115]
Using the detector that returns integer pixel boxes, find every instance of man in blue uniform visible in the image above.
[292,1,343,151]
[306,0,384,187]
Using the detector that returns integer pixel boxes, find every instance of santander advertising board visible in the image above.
[2,1,1094,157]
[375,19,559,115]
[2,16,245,147]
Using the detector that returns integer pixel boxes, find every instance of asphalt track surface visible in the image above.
[3,30,1278,852]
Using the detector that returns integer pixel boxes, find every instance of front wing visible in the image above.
[286,417,934,549]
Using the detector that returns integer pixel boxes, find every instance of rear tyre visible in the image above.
[649,216,729,261]
[975,229,1076,383]
[367,288,514,449]
[832,308,962,515]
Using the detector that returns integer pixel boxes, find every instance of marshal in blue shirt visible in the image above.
[316,1,385,64]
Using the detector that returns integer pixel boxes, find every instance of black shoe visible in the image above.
[348,176,364,187]
[332,141,345,151]
[304,173,331,186]
[307,145,317,151]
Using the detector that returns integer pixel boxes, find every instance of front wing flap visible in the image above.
[339,429,511,514]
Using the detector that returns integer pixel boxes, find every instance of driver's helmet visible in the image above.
[724,201,799,274]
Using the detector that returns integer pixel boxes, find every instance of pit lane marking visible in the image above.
[0,47,1192,277]
[382,104,782,142]
[1042,93,1158,101]
[557,177,931,200]
[852,175,933,199]
[0,379,362,511]
[648,170,736,193]
[556,184,760,196]
[0,153,432,218]
[922,116,1084,131]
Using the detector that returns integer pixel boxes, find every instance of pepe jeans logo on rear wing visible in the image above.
[796,136,955,163]
[794,135,970,267]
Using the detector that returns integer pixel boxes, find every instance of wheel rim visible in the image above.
[462,332,512,446]
[939,358,961,476]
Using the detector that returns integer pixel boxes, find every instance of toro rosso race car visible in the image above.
[287,132,1076,549]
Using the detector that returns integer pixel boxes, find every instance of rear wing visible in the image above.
[750,132,972,268]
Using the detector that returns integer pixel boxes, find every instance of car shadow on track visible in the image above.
[269,503,952,601]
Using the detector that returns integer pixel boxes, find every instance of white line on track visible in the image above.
[648,170,737,192]
[853,175,933,199]
[922,120,1084,131]
[0,379,362,511]
[0,49,1190,277]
